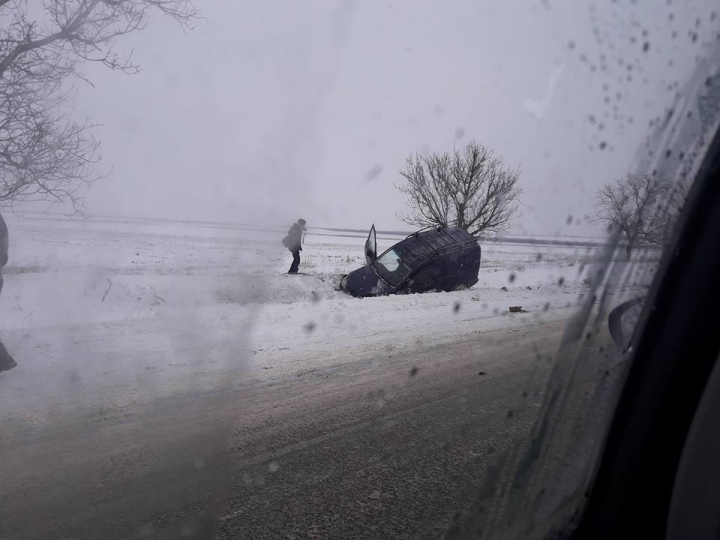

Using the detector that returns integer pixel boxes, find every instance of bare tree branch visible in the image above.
[0,0,200,210]
[395,140,523,237]
[593,173,684,256]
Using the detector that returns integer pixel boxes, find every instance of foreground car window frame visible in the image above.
[570,87,720,540]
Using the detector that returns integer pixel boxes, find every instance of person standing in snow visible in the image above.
[0,211,17,373]
[284,218,306,274]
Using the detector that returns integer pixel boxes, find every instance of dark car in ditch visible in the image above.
[340,225,481,297]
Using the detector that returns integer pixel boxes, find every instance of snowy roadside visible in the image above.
[0,215,629,328]
[0,264,632,407]
[0,215,653,416]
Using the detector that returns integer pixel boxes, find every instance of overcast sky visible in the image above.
[67,0,719,236]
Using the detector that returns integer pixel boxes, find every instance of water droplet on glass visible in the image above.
[303,322,316,333]
[364,164,383,183]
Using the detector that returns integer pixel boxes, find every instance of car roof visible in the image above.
[396,227,478,266]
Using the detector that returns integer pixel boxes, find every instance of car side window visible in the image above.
[446,250,461,264]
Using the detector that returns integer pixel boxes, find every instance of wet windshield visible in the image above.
[1,1,719,539]
[373,247,412,287]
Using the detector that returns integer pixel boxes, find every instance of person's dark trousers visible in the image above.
[289,250,300,274]
[0,271,16,373]
[0,340,16,372]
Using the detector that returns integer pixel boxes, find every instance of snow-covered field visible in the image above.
[0,215,651,415]
[1,215,613,326]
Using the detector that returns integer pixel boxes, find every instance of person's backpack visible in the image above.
[283,224,298,248]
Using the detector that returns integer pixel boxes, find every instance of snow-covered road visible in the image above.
[2,311,578,540]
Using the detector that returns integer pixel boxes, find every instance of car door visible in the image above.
[435,251,461,291]
[405,263,441,293]
[364,224,377,265]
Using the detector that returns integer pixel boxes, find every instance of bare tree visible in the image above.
[0,0,200,212]
[396,141,522,237]
[594,174,685,256]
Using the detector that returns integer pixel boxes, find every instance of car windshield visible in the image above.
[1,1,719,539]
[373,247,413,287]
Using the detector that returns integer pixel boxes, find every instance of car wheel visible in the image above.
[453,283,469,292]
